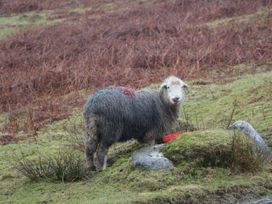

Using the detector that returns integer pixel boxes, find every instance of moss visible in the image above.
[163,130,233,168]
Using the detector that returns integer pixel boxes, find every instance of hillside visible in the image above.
[1,0,272,131]
[0,0,272,203]
[1,71,272,203]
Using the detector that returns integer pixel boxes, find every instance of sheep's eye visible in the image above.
[166,86,170,89]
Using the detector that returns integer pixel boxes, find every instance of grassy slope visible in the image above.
[1,70,272,203]
[2,1,269,40]
[0,0,158,40]
[182,70,272,135]
[206,7,272,28]
[0,7,87,40]
[0,11,58,39]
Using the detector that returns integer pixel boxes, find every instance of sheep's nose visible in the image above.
[173,97,180,103]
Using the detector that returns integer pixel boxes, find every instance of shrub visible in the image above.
[15,151,88,182]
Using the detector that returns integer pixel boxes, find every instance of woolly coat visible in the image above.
[84,87,179,147]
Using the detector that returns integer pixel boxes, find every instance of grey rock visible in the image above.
[132,144,173,170]
[228,120,272,158]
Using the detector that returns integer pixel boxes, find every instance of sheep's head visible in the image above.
[160,76,189,106]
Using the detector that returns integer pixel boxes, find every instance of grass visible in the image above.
[17,151,87,182]
[206,7,272,28]
[0,112,8,129]
[1,70,272,203]
[0,5,93,40]
[163,130,265,173]
[0,27,19,39]
[163,130,233,166]
[0,12,51,26]
[181,71,272,135]
[0,11,62,40]
[0,0,159,40]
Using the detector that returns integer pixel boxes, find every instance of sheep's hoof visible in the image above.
[86,164,96,172]
[95,167,103,172]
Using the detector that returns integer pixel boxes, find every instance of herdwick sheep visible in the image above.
[83,76,189,171]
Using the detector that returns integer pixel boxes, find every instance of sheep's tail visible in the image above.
[84,113,98,171]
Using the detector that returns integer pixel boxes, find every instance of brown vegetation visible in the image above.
[0,0,125,14]
[0,0,79,14]
[0,0,272,136]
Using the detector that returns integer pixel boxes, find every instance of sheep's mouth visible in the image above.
[170,99,181,105]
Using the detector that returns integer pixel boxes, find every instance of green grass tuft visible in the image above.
[15,151,88,182]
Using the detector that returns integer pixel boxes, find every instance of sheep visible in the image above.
[83,76,189,171]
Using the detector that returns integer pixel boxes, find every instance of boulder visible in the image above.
[132,144,173,170]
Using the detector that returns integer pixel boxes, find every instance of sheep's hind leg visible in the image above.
[85,136,98,171]
[85,117,98,171]
[95,143,109,172]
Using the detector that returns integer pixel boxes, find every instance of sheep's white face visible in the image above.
[160,76,189,106]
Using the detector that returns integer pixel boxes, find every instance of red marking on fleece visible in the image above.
[119,87,135,96]
[163,132,182,143]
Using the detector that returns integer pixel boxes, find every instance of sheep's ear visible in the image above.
[160,83,168,90]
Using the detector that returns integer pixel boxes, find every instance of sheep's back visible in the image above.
[84,88,129,120]
[84,88,163,137]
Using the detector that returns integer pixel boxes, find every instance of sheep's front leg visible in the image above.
[95,143,109,172]
[143,130,156,146]
[146,139,155,146]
